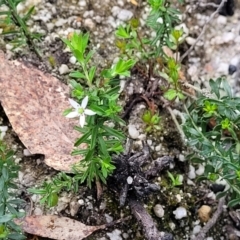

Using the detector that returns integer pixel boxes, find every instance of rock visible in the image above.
[229,64,237,75]
[222,32,235,43]
[69,199,80,216]
[127,176,133,184]
[69,56,77,64]
[216,15,227,25]
[217,62,229,74]
[153,204,165,218]
[106,229,122,240]
[58,64,69,75]
[188,165,196,179]
[78,199,84,206]
[198,205,212,222]
[173,206,187,219]
[195,164,205,175]
[128,124,139,139]
[117,9,133,21]
[210,183,225,193]
[192,225,201,234]
[186,37,196,45]
[84,18,95,30]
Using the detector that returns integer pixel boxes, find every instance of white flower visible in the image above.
[66,96,96,127]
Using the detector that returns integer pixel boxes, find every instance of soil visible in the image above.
[0,0,240,240]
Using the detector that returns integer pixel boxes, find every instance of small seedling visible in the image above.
[142,109,161,132]
[167,171,183,187]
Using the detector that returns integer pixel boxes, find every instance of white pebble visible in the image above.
[195,164,205,175]
[23,149,32,156]
[216,15,227,25]
[217,62,229,75]
[188,165,196,179]
[128,124,139,139]
[127,176,133,184]
[0,126,8,140]
[78,0,86,7]
[178,154,185,162]
[222,32,235,43]
[117,9,133,21]
[153,204,165,218]
[192,225,201,234]
[59,64,70,75]
[69,56,77,64]
[84,18,95,30]
[105,213,113,223]
[186,37,196,45]
[173,206,187,219]
[78,199,84,205]
[106,229,122,240]
[55,18,67,27]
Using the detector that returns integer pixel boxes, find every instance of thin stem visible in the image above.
[180,0,226,62]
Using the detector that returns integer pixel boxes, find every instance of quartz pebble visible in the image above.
[117,9,133,21]
[173,207,187,219]
[58,64,69,75]
[154,204,165,218]
[128,124,139,139]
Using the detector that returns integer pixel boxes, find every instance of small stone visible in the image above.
[173,207,187,219]
[210,183,225,193]
[216,15,227,25]
[222,32,235,43]
[70,200,80,216]
[84,18,95,30]
[179,154,185,162]
[58,64,69,75]
[186,37,196,45]
[23,149,32,156]
[192,225,201,234]
[106,229,122,240]
[198,205,212,222]
[188,165,196,179]
[229,64,237,75]
[105,213,113,223]
[117,9,133,21]
[128,124,139,139]
[217,62,229,75]
[78,0,86,7]
[127,176,133,184]
[153,204,165,218]
[195,164,205,175]
[78,199,84,205]
[69,56,77,64]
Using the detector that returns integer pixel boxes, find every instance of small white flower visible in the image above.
[66,96,96,127]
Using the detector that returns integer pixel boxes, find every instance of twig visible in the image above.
[129,197,173,240]
[160,97,185,141]
[180,0,226,62]
[193,197,225,240]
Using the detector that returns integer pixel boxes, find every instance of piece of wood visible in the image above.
[0,51,86,172]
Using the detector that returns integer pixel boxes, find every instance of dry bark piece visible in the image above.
[15,215,106,240]
[0,51,85,172]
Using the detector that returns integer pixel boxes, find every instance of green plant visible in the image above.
[61,32,135,187]
[0,141,26,239]
[167,171,183,187]
[0,0,42,58]
[115,0,186,103]
[142,109,161,132]
[28,172,83,207]
[183,77,240,207]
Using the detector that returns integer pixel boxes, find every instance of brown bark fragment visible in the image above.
[0,51,86,172]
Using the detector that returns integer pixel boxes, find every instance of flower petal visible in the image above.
[81,96,88,109]
[84,109,96,116]
[69,98,80,109]
[66,111,79,118]
[79,114,86,127]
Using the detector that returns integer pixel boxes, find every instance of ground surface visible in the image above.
[1,0,240,239]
